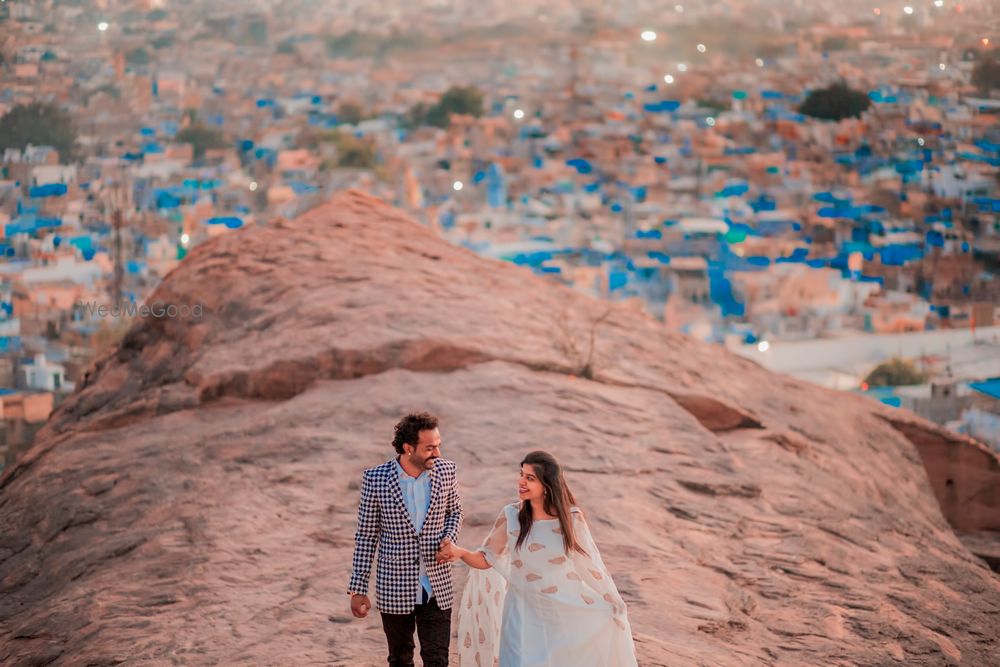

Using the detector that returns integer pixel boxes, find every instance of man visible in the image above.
[348,412,463,667]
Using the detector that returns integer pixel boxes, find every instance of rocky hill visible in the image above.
[1,191,998,666]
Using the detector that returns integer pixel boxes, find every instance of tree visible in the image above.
[325,31,377,59]
[972,57,1000,93]
[175,123,227,159]
[799,82,871,121]
[152,33,175,50]
[864,358,929,387]
[696,97,731,113]
[126,47,150,66]
[333,132,376,169]
[821,36,852,52]
[246,19,268,47]
[0,101,76,159]
[336,101,365,125]
[552,305,614,380]
[436,86,483,124]
[413,86,484,129]
[402,102,429,130]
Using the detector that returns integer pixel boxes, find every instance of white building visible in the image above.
[20,353,73,393]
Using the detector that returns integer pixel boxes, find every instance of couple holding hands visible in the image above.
[348,412,638,667]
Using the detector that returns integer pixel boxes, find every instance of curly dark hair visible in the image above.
[392,412,440,454]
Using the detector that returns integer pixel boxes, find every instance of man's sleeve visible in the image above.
[348,469,379,595]
[442,463,464,543]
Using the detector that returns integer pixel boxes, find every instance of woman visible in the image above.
[438,451,638,667]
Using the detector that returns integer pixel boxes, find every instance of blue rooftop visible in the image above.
[969,379,1000,402]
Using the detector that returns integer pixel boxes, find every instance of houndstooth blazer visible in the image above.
[348,457,464,614]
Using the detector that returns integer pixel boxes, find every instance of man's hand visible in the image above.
[350,594,371,618]
[437,538,459,564]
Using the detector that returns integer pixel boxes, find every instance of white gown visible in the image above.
[456,502,638,667]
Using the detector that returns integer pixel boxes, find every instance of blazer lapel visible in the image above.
[428,465,442,513]
[388,461,418,535]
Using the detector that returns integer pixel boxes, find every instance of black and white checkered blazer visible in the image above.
[348,457,464,614]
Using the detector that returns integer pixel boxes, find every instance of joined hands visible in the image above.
[437,537,461,564]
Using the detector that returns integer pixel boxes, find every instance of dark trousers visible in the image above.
[380,592,451,667]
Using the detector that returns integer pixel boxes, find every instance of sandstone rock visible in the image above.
[1,191,998,666]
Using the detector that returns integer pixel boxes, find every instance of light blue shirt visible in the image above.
[395,458,433,604]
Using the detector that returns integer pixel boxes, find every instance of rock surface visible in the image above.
[1,191,999,666]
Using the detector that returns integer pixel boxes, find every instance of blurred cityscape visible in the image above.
[1,0,999,464]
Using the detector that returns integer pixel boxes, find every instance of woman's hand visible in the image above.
[438,538,492,569]
[436,538,462,564]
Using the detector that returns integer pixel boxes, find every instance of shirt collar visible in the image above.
[394,457,429,481]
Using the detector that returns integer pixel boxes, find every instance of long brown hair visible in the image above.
[516,451,587,555]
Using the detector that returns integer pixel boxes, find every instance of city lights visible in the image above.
[640,30,657,42]
[452,180,463,191]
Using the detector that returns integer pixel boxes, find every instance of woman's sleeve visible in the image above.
[477,507,510,567]
[570,510,628,622]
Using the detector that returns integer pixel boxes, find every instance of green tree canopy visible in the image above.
[409,86,484,129]
[864,358,929,388]
[401,102,429,130]
[126,47,150,65]
[0,101,76,159]
[151,33,175,49]
[175,123,227,159]
[799,82,871,121]
[972,57,1000,93]
[336,101,365,125]
[332,132,376,169]
[696,97,731,113]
